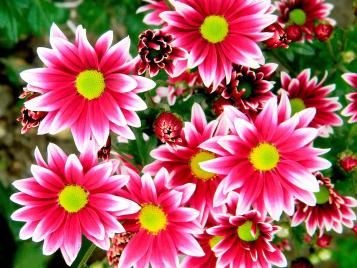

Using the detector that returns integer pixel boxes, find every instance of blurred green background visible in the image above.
[0,0,356,267]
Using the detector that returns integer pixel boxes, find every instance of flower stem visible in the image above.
[77,243,96,268]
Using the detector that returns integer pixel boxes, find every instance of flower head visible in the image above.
[338,151,357,173]
[342,73,357,123]
[20,24,155,151]
[264,23,290,49]
[286,24,303,41]
[200,94,331,220]
[215,63,277,117]
[280,69,343,130]
[207,205,287,268]
[316,234,332,248]
[144,104,228,224]
[116,168,204,268]
[314,23,334,41]
[137,29,187,77]
[292,173,357,236]
[161,0,276,88]
[153,111,184,145]
[10,143,140,265]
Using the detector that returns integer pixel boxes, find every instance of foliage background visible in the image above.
[0,0,356,267]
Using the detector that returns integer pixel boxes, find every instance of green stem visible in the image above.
[77,244,96,268]
[326,39,348,73]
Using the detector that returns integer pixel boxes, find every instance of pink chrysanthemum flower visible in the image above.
[144,103,228,224]
[342,73,357,123]
[200,94,331,220]
[116,168,204,268]
[280,69,343,131]
[161,0,276,88]
[207,207,287,268]
[20,24,155,151]
[277,0,335,41]
[291,173,357,236]
[10,143,140,265]
[137,0,171,25]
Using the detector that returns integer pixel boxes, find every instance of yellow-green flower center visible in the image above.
[139,204,167,235]
[200,15,229,44]
[190,151,216,181]
[76,70,105,100]
[209,236,223,249]
[58,185,88,213]
[250,143,280,171]
[290,98,306,115]
[314,185,330,205]
[237,221,260,242]
[289,8,307,26]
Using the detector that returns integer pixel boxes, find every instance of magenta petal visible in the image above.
[64,155,84,185]
[63,214,82,264]
[79,207,105,240]
[172,231,205,257]
[118,231,153,268]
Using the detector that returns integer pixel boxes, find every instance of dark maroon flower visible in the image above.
[286,25,303,41]
[212,97,234,116]
[137,29,187,77]
[314,24,333,41]
[292,173,357,236]
[264,23,290,49]
[291,257,314,268]
[17,90,47,134]
[338,151,357,172]
[213,64,277,117]
[153,112,183,145]
[98,136,111,160]
[107,232,134,266]
[316,234,332,248]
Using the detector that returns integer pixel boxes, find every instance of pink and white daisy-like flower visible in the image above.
[161,0,276,88]
[207,208,287,268]
[200,94,331,220]
[116,168,204,268]
[280,69,343,130]
[20,24,155,151]
[10,143,140,265]
[144,103,228,224]
[137,0,171,26]
[291,173,357,236]
[342,73,357,123]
